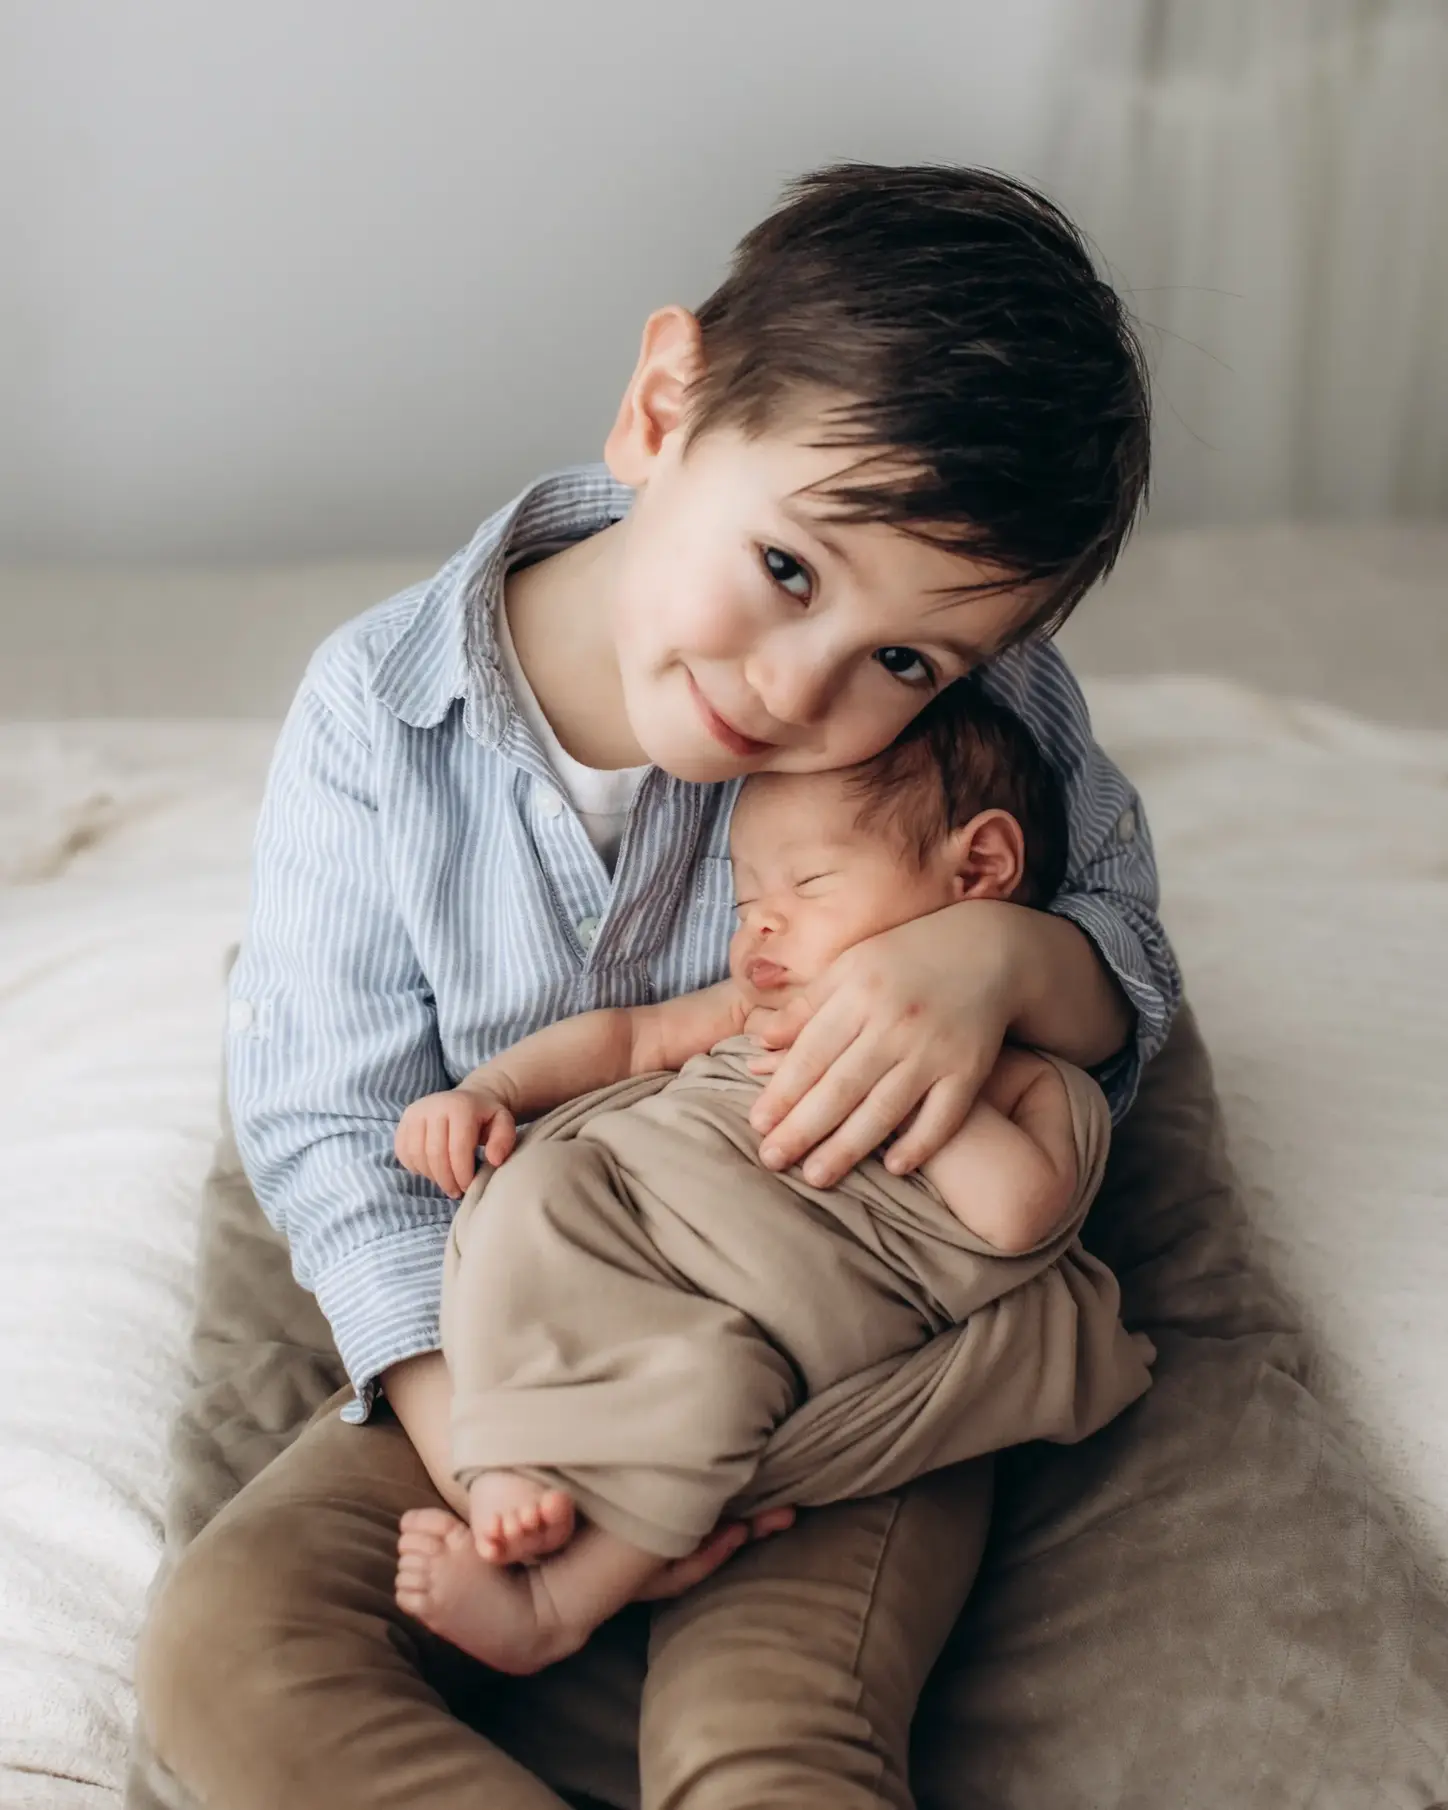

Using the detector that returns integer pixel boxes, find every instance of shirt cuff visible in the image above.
[313,1221,450,1423]
[1046,892,1179,1123]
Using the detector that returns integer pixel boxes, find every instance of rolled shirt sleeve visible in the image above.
[226,665,455,1420]
[980,642,1182,1120]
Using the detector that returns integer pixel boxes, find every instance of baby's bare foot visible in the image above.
[469,1473,576,1565]
[395,1507,570,1674]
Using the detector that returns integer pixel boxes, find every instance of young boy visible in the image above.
[138,163,1179,1810]
[392,686,1154,1679]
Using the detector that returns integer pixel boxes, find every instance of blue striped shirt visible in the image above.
[227,465,1181,1420]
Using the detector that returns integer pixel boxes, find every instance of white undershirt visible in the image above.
[495,596,647,873]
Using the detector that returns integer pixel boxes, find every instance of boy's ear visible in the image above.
[605,306,703,486]
[946,809,1027,904]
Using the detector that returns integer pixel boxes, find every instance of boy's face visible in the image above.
[608,412,1035,785]
[726,771,964,1009]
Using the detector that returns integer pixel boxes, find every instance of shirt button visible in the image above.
[1116,806,1138,844]
[228,998,256,1034]
[535,783,563,819]
[576,916,600,950]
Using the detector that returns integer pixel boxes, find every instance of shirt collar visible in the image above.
[371,463,633,746]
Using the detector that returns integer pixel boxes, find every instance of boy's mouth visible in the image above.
[686,673,772,759]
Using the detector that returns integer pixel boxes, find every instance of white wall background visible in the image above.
[2,0,1444,562]
[0,0,1062,560]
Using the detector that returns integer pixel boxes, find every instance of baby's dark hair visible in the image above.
[688,163,1150,642]
[846,681,1069,908]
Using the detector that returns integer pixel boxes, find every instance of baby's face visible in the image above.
[727,771,961,1008]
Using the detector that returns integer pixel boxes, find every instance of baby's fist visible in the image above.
[394,1086,516,1200]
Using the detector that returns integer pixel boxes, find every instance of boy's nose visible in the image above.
[746,649,837,729]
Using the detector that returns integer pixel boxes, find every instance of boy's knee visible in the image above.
[137,1518,268,1765]
[136,1498,366,1784]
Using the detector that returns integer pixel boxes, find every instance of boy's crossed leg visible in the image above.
[136,1395,627,1810]
[139,1388,992,1810]
[396,1452,994,1809]
[641,1457,994,1810]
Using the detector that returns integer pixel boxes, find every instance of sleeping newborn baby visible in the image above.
[391,682,1154,1675]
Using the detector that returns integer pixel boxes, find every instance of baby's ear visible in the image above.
[947,809,1027,903]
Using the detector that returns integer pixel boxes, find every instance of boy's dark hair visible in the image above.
[689,163,1150,641]
[847,680,1069,908]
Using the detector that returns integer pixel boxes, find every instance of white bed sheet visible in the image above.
[0,724,275,1807]
[1,685,1446,1806]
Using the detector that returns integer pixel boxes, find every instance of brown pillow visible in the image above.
[912,1007,1448,1804]
[129,1004,1448,1808]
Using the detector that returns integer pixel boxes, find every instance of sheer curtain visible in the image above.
[1044,0,1448,523]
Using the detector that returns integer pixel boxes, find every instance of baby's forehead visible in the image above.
[730,771,870,859]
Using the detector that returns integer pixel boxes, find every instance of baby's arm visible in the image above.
[919,1048,1083,1254]
[387,986,746,1509]
[395,981,747,1197]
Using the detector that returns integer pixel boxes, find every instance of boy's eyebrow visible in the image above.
[923,588,1020,666]
[939,635,991,667]
[778,499,855,571]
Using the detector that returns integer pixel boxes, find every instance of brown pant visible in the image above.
[136,1392,992,1810]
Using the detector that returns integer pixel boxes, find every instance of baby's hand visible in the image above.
[394,1085,517,1199]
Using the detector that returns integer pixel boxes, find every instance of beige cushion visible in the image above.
[917,1005,1448,1803]
[129,1004,1448,1808]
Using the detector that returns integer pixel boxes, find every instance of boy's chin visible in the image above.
[639,733,758,787]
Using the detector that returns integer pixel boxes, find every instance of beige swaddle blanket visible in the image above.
[443,1037,1155,1558]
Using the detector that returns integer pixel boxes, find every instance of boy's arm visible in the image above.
[920,1048,1081,1254]
[457,981,747,1121]
[978,640,1182,1117]
[227,660,460,1423]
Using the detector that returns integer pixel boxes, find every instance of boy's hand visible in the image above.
[394,1086,517,1199]
[747,901,1019,1189]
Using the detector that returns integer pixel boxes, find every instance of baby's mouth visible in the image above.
[745,957,790,992]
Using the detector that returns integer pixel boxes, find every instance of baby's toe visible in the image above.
[401,1507,459,1539]
[397,1527,443,1559]
[442,1517,477,1556]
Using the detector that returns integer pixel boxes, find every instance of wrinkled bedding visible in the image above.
[2,672,1447,1805]
[0,724,275,1807]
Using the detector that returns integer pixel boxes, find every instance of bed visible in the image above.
[2,522,1445,1805]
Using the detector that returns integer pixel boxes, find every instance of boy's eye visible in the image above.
[761,546,813,602]
[875,645,934,687]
